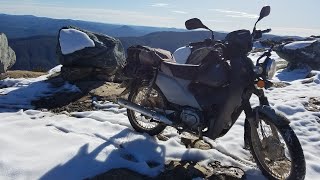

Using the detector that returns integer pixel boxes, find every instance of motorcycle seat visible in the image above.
[160,61,199,80]
[139,48,175,66]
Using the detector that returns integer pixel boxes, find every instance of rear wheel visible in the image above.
[246,113,306,180]
[127,84,167,136]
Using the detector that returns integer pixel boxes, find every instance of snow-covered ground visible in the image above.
[0,54,320,180]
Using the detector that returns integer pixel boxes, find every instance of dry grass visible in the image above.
[5,70,47,79]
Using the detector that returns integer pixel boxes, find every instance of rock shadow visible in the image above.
[275,67,311,82]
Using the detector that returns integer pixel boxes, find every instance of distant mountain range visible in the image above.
[9,36,58,71]
[1,13,301,71]
[0,14,183,39]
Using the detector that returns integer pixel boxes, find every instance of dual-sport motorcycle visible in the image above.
[118,6,306,180]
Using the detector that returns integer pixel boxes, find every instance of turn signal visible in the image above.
[257,80,265,88]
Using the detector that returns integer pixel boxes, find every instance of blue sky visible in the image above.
[1,0,319,36]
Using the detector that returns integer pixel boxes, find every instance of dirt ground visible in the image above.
[1,70,46,79]
[89,161,244,180]
[32,75,125,113]
[304,97,320,112]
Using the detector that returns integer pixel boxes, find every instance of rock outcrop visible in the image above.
[275,38,320,70]
[57,26,126,81]
[0,33,16,74]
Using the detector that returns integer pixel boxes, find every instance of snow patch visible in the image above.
[59,29,95,55]
[48,65,62,75]
[284,40,317,50]
[0,71,80,110]
[253,41,263,49]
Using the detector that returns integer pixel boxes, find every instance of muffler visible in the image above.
[117,98,173,125]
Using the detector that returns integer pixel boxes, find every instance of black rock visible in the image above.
[57,26,126,76]
[275,39,320,70]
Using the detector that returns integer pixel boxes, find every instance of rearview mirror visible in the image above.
[258,6,271,22]
[185,18,209,30]
[253,6,271,31]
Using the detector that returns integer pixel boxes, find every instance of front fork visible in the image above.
[243,87,269,149]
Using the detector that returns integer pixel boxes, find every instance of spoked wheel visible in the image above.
[246,113,306,180]
[127,84,167,136]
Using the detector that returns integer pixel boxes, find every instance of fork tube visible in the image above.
[253,88,270,106]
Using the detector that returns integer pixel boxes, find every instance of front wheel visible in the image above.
[245,112,306,180]
[127,84,167,136]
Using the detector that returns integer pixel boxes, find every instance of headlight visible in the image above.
[265,58,276,79]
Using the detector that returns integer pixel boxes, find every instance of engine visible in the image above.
[180,108,201,129]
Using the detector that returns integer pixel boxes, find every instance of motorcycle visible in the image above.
[118,6,306,180]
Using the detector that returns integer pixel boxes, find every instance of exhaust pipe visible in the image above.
[117,98,173,125]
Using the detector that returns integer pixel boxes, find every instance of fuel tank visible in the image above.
[173,46,191,64]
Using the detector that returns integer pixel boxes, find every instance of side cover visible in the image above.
[156,72,202,110]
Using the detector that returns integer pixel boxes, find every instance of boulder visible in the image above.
[59,66,122,82]
[275,38,320,70]
[0,33,16,74]
[60,66,94,81]
[57,26,126,76]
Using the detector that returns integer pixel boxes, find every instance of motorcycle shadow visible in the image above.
[40,128,166,180]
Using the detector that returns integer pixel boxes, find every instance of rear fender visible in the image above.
[119,79,139,97]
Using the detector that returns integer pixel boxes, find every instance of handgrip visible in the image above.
[261,28,271,34]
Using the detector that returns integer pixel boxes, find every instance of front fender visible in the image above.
[254,105,290,126]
